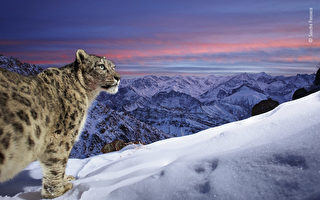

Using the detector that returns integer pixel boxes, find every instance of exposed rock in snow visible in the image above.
[251,98,279,116]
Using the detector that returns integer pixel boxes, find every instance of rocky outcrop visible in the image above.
[251,98,279,116]
[101,140,144,153]
[314,68,320,86]
[292,68,320,100]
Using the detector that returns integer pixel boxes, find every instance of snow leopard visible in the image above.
[0,49,120,198]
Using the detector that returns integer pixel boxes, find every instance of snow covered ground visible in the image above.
[1,92,320,200]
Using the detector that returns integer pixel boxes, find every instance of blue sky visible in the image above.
[0,0,319,76]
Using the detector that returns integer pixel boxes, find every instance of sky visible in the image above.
[0,0,319,77]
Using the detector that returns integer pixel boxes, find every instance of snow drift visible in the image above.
[1,92,320,200]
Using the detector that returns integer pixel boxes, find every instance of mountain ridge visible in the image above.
[103,72,314,136]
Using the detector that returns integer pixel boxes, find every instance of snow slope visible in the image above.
[1,91,320,200]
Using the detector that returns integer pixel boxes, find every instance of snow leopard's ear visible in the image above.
[76,49,88,64]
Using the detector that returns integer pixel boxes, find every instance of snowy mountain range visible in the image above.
[0,55,316,158]
[102,73,315,136]
[1,90,319,200]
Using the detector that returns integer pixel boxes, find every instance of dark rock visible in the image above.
[251,98,279,116]
[101,140,143,153]
[101,139,127,153]
[293,68,320,100]
[292,86,320,100]
[313,68,320,86]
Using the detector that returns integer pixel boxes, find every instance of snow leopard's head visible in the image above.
[75,49,120,94]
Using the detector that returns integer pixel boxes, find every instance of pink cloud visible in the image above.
[1,36,318,67]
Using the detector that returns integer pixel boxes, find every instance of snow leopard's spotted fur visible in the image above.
[0,49,120,198]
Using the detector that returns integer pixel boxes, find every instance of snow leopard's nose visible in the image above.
[114,73,120,82]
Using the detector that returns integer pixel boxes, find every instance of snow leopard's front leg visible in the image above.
[39,154,72,199]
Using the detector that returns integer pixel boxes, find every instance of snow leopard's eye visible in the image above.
[98,65,106,70]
